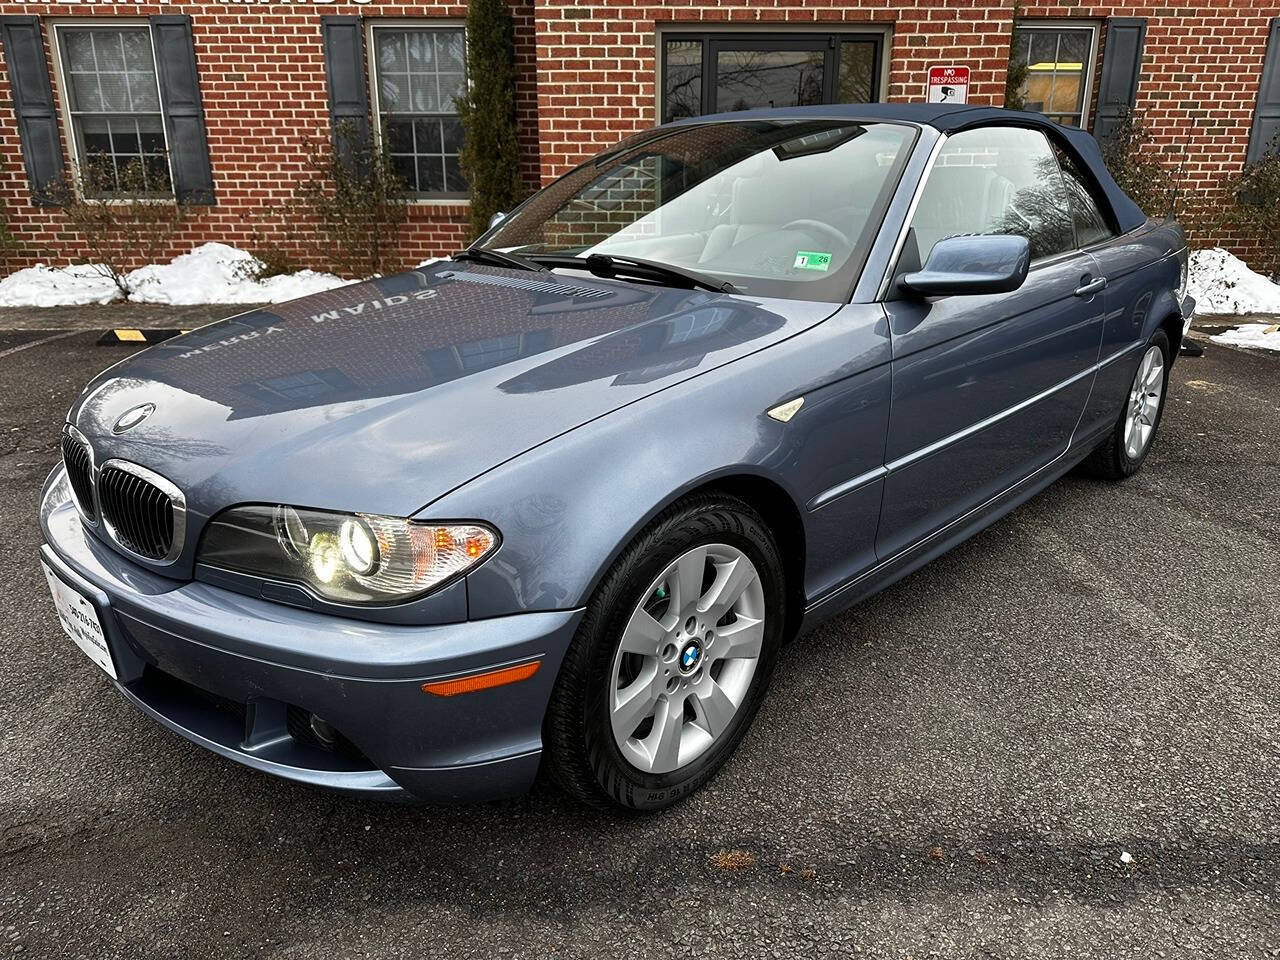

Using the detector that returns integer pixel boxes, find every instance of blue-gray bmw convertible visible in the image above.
[40,104,1193,810]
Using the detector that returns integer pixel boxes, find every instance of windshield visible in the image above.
[483,119,915,302]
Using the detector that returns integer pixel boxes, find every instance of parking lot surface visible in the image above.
[1,326,1277,959]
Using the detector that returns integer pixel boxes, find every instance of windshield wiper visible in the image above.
[452,246,547,272]
[527,252,738,294]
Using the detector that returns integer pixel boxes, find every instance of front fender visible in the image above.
[427,304,892,618]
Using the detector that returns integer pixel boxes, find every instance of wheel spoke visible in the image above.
[714,614,764,660]
[611,667,659,742]
[698,555,755,619]
[619,606,666,655]
[670,546,707,613]
[645,697,683,770]
[691,678,736,738]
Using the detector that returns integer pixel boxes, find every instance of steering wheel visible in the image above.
[781,219,851,251]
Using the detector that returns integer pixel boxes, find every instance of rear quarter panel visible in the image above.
[1076,219,1185,444]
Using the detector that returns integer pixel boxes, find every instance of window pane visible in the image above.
[1054,143,1114,246]
[441,117,464,154]
[60,27,168,197]
[444,155,467,193]
[910,127,1076,262]
[409,72,440,112]
[663,40,703,123]
[438,72,464,112]
[79,116,114,157]
[714,48,824,112]
[390,153,417,191]
[128,73,160,112]
[837,41,875,103]
[1012,27,1093,126]
[386,117,414,153]
[435,31,464,73]
[373,28,465,195]
[417,156,445,193]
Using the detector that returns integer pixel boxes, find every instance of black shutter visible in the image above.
[321,17,370,170]
[0,17,64,204]
[150,15,214,204]
[1094,18,1148,146]
[1247,18,1280,165]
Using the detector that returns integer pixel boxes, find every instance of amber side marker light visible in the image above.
[421,660,541,697]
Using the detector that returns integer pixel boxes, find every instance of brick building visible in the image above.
[0,1,1276,272]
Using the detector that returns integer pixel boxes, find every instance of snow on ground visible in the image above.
[1189,247,1280,315]
[1210,322,1280,352]
[0,242,352,308]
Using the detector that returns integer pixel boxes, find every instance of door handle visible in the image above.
[1074,276,1107,297]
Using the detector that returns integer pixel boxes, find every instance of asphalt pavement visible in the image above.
[1,322,1277,959]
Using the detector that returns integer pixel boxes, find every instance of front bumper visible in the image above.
[39,468,582,803]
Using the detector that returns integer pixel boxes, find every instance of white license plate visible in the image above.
[41,560,117,680]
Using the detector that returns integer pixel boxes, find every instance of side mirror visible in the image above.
[900,234,1031,298]
[488,210,507,230]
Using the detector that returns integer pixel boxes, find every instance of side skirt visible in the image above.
[797,426,1107,634]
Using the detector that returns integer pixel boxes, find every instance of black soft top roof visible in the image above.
[668,103,1148,233]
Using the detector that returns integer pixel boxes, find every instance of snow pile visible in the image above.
[1188,248,1280,315]
[1210,322,1280,353]
[0,262,119,307]
[0,242,352,307]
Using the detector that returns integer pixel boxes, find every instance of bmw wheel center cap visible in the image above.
[679,639,703,674]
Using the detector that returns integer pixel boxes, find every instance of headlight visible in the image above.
[1177,247,1189,302]
[198,505,498,605]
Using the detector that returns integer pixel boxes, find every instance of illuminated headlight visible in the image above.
[198,505,498,605]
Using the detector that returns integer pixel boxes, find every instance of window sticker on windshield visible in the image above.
[793,251,832,272]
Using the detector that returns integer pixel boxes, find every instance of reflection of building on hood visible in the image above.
[500,303,785,392]
[125,264,717,418]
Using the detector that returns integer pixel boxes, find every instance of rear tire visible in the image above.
[1083,330,1171,481]
[543,494,785,811]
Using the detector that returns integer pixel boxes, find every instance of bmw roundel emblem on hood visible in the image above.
[112,402,155,434]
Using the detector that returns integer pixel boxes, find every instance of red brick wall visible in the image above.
[0,0,1276,274]
[0,1,542,272]
[1022,2,1277,220]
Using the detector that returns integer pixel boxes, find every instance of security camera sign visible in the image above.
[926,65,970,104]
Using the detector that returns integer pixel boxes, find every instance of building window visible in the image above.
[369,25,467,198]
[1008,23,1099,127]
[53,24,171,195]
[659,32,884,123]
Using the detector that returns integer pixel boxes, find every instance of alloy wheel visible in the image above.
[608,543,766,775]
[1124,344,1165,460]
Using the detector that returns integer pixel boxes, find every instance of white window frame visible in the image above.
[365,18,469,206]
[654,23,894,125]
[48,18,175,201]
[1012,20,1101,129]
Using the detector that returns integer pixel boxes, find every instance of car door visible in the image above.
[875,125,1106,560]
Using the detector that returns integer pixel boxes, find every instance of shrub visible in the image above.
[48,156,186,300]
[291,125,408,278]
[1223,151,1280,281]
[1004,6,1029,111]
[232,209,306,282]
[454,0,523,240]
[1099,113,1183,221]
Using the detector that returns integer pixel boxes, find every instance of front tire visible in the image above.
[1083,330,1171,480]
[544,494,785,811]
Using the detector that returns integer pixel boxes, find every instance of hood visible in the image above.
[71,262,836,523]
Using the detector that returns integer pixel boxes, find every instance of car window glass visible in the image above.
[909,126,1076,263]
[486,120,915,302]
[1053,143,1116,247]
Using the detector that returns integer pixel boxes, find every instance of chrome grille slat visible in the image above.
[96,460,186,564]
[60,430,97,522]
